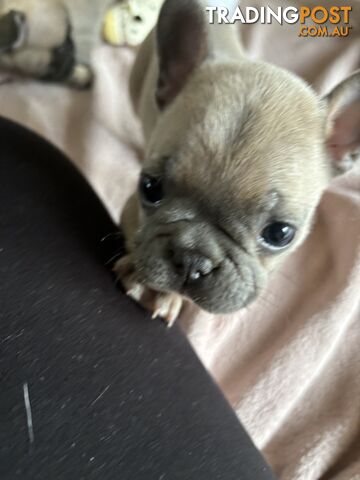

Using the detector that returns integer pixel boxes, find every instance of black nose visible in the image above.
[170,249,214,282]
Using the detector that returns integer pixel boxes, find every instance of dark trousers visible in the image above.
[0,117,276,479]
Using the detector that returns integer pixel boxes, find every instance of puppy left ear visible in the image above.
[323,70,360,174]
[156,0,208,109]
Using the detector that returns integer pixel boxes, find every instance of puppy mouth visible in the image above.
[180,257,258,313]
[134,233,260,314]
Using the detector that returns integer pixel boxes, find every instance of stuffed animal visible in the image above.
[0,0,164,89]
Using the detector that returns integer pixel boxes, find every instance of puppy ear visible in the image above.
[0,10,26,52]
[156,0,208,109]
[323,70,360,174]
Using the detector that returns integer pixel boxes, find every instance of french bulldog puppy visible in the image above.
[0,0,113,88]
[116,0,360,325]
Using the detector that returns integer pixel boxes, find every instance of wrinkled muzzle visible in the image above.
[133,219,264,313]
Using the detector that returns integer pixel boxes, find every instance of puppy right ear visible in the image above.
[323,70,360,174]
[156,0,208,109]
[0,10,26,53]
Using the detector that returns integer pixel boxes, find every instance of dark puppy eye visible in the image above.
[139,174,164,206]
[260,222,296,250]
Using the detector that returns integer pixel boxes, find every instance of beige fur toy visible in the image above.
[0,0,120,88]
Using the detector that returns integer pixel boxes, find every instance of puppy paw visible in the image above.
[151,292,183,328]
[114,255,183,326]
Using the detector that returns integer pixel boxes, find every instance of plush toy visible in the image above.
[0,0,89,88]
[0,0,163,89]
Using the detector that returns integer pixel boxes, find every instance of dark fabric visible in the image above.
[0,117,276,480]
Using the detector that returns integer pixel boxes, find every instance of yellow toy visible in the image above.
[103,0,164,47]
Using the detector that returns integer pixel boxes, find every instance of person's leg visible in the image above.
[0,117,276,480]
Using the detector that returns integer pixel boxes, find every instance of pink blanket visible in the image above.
[0,2,359,478]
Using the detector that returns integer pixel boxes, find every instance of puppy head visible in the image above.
[133,0,360,313]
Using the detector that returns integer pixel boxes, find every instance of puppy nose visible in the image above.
[170,249,214,282]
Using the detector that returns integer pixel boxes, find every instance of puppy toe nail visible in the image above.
[152,309,160,319]
[166,314,176,328]
[166,318,175,328]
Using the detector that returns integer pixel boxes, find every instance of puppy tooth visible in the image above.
[127,285,144,302]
